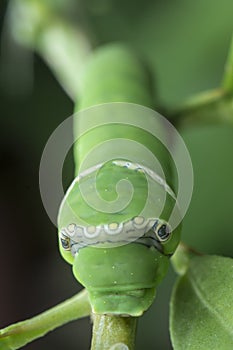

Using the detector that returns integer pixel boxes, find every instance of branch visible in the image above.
[91,314,137,350]
[171,32,233,128]
[0,289,91,350]
[171,242,204,276]
[172,89,233,128]
[7,0,92,100]
[222,33,233,93]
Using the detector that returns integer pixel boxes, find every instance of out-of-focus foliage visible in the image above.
[0,0,233,349]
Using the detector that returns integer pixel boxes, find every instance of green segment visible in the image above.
[73,244,169,316]
[77,44,153,110]
[61,161,148,226]
[58,157,180,251]
[74,123,171,182]
[73,44,171,183]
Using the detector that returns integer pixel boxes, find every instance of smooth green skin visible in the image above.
[76,44,154,110]
[58,44,181,315]
[73,44,172,184]
[73,244,169,316]
[58,160,177,227]
[59,161,148,226]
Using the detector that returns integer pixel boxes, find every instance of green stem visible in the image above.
[8,0,92,100]
[171,33,233,127]
[171,242,203,276]
[222,33,233,93]
[0,289,91,350]
[91,315,137,350]
[172,89,233,128]
[37,18,91,100]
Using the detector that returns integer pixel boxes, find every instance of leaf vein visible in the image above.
[188,273,233,338]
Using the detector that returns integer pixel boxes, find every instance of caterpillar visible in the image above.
[57,44,181,316]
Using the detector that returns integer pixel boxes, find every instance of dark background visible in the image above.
[0,0,233,349]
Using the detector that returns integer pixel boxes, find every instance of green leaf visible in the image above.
[170,255,233,350]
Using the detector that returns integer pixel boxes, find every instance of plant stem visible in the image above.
[91,314,137,350]
[8,0,92,100]
[222,33,233,93]
[171,242,203,276]
[171,33,233,127]
[37,18,91,100]
[171,89,233,128]
[0,289,91,350]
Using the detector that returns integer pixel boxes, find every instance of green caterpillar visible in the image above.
[58,44,181,316]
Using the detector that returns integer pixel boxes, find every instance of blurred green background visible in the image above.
[0,0,233,349]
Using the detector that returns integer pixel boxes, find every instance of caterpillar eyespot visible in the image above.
[60,233,71,250]
[153,222,171,242]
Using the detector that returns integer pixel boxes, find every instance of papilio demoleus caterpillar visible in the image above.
[57,44,181,316]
